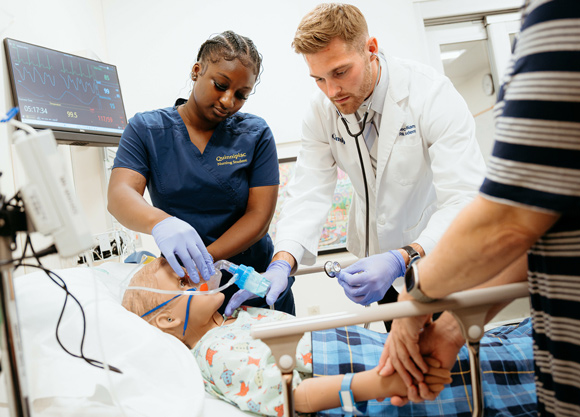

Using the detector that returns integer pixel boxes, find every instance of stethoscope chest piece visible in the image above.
[324,261,342,278]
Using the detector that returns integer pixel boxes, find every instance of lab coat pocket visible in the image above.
[390,139,426,186]
[403,201,436,238]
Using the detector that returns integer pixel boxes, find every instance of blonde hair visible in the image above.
[121,257,167,318]
[122,257,190,345]
[292,3,369,54]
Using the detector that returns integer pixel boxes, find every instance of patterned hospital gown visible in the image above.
[192,307,312,416]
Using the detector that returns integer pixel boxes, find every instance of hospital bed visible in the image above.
[1,261,532,417]
[253,281,529,417]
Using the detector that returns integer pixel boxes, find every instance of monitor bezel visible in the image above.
[3,37,127,147]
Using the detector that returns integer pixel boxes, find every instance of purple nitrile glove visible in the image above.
[224,288,255,317]
[224,260,291,316]
[151,217,215,283]
[264,260,292,306]
[336,250,406,305]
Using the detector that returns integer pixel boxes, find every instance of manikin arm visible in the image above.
[293,360,450,413]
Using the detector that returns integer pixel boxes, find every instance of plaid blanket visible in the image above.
[312,318,536,416]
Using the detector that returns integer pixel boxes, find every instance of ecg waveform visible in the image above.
[6,39,127,133]
[11,44,114,109]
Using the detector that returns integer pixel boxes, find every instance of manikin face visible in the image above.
[190,58,256,123]
[153,261,225,345]
[305,37,377,115]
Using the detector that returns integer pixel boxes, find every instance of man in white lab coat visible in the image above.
[224,3,486,324]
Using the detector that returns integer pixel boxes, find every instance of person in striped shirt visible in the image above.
[377,0,580,415]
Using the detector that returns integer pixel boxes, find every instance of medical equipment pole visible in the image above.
[465,341,483,416]
[0,236,30,417]
[0,118,92,417]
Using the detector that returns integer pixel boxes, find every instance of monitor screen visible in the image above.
[3,38,127,146]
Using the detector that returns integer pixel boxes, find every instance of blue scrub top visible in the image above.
[113,103,279,274]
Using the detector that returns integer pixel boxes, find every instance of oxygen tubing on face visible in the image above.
[124,259,271,297]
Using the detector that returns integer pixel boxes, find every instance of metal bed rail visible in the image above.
[251,282,529,417]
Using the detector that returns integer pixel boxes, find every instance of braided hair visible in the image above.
[196,30,262,79]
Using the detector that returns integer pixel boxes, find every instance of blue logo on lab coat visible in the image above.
[399,124,417,136]
[332,133,345,144]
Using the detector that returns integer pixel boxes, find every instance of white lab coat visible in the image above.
[275,55,486,266]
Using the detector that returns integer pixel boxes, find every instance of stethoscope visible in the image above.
[325,54,381,279]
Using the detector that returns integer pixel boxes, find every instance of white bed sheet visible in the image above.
[0,261,212,417]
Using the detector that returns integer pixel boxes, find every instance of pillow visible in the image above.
[10,262,205,417]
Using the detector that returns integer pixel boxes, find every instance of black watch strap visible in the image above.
[401,245,420,267]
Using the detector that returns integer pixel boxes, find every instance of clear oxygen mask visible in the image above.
[125,259,271,299]
[123,258,272,332]
[213,260,271,297]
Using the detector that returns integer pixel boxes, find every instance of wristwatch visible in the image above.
[339,373,367,416]
[401,245,421,268]
[405,262,438,303]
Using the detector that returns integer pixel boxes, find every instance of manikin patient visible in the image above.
[122,258,451,416]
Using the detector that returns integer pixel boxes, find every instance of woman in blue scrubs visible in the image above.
[108,31,295,315]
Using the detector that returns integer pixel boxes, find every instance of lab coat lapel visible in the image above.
[375,57,409,186]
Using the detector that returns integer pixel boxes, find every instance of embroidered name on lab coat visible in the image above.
[399,125,417,136]
[332,134,345,144]
[216,153,248,166]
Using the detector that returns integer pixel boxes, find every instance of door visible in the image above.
[425,13,521,162]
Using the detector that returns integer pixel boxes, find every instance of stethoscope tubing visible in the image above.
[334,54,381,260]
[339,112,371,259]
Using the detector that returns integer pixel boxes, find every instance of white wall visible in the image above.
[1,0,109,196]
[101,0,429,145]
[452,67,497,162]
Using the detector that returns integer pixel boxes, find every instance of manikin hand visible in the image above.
[379,297,433,386]
[224,260,291,316]
[152,217,215,283]
[336,250,406,305]
[379,310,465,406]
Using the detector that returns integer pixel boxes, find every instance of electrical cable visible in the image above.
[0,247,56,267]
[14,235,122,374]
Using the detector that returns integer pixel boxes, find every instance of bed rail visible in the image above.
[252,282,529,417]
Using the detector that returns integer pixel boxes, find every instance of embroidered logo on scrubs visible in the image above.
[216,152,248,166]
[399,124,417,136]
[332,133,345,144]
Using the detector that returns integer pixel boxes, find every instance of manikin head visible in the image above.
[188,30,262,124]
[292,3,380,115]
[122,257,225,348]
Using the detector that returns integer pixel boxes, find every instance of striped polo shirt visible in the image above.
[479,0,580,415]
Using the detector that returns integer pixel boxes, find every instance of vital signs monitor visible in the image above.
[3,38,128,146]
